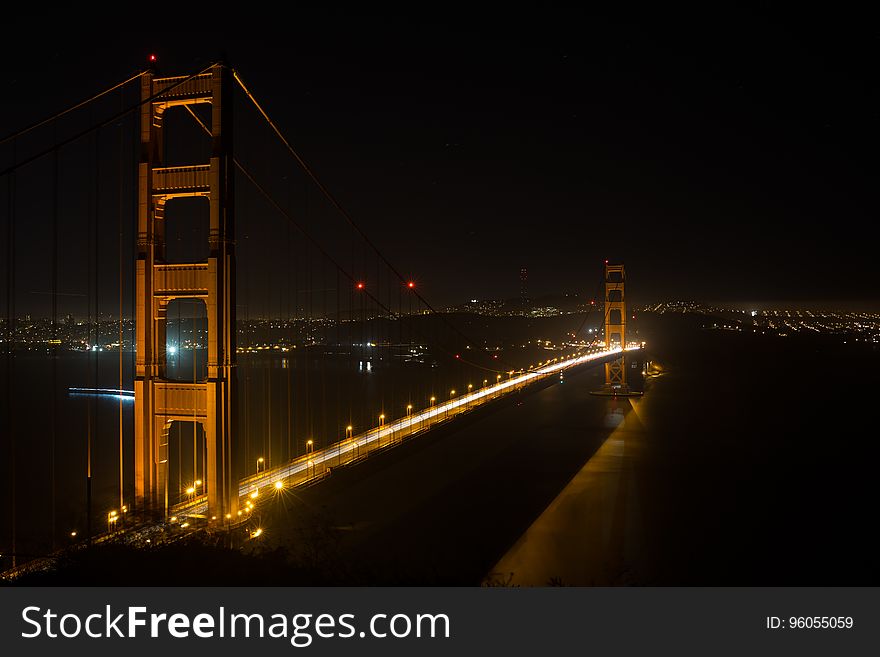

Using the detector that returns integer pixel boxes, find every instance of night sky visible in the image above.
[0,11,876,308]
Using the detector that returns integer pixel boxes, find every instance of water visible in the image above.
[493,315,880,584]
[253,314,880,584]
[7,312,876,585]
[0,340,505,566]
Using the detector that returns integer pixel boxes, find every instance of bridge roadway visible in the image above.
[173,345,642,520]
[0,345,639,581]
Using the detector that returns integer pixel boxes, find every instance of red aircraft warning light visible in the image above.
[356,282,365,290]
[407,281,415,289]
[149,54,157,63]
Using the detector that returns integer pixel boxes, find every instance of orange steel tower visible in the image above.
[603,262,629,393]
[134,64,238,522]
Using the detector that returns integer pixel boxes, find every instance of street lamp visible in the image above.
[306,439,314,455]
[467,384,473,410]
[256,457,264,474]
[406,404,413,417]
[346,425,355,458]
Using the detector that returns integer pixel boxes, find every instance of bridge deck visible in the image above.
[172,346,639,519]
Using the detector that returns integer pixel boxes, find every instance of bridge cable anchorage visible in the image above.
[231,69,509,373]
[0,63,219,179]
[0,69,147,146]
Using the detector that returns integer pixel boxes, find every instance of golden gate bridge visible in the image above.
[0,58,639,575]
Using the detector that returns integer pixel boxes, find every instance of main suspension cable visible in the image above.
[0,63,218,179]
[232,69,511,371]
[0,69,146,146]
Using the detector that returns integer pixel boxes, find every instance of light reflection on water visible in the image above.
[0,347,498,561]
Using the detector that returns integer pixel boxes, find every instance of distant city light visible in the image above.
[168,345,177,355]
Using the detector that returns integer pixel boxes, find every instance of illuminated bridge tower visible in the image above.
[602,262,630,394]
[134,64,238,522]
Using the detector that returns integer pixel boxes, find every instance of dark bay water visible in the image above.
[255,315,880,585]
[4,313,879,586]
[0,343,498,566]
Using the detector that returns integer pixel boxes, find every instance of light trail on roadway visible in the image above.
[174,345,643,519]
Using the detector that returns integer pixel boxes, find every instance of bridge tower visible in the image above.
[602,262,630,394]
[134,64,238,522]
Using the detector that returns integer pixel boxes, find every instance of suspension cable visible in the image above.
[233,158,500,372]
[232,69,511,371]
[0,69,146,146]
[0,63,218,179]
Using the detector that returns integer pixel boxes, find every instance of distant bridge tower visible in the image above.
[602,262,630,394]
[134,63,238,522]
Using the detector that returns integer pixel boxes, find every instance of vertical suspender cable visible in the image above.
[244,253,250,469]
[51,141,59,551]
[193,303,198,486]
[131,81,140,518]
[286,185,292,462]
[177,302,182,496]
[86,128,97,544]
[93,128,100,539]
[6,145,17,568]
[293,192,299,458]
[321,254,327,448]
[118,89,125,513]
